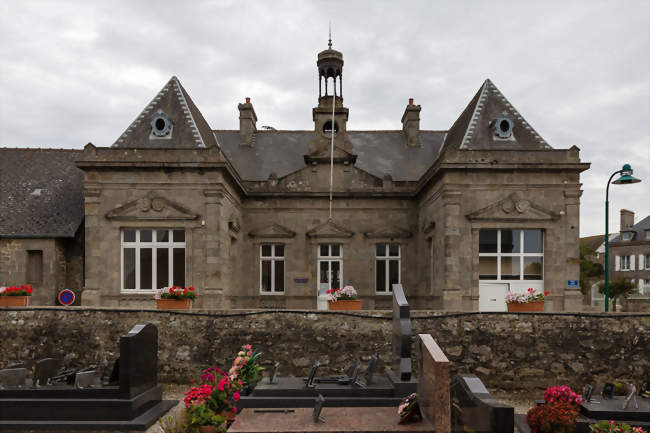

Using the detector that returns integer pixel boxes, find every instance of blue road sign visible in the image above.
[568,280,579,287]
[58,289,75,306]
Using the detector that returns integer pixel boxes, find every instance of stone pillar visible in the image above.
[441,190,464,311]
[202,190,228,309]
[81,188,103,306]
[563,189,583,311]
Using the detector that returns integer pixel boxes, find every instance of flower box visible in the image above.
[328,299,362,310]
[156,298,191,310]
[507,300,544,312]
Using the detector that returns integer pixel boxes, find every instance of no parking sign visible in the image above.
[58,289,75,306]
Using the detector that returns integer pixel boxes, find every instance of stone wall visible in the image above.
[0,308,647,393]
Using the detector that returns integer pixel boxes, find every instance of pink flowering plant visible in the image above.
[543,385,582,409]
[589,421,646,433]
[229,344,264,387]
[505,288,549,304]
[327,285,358,302]
[183,366,242,432]
[154,285,197,301]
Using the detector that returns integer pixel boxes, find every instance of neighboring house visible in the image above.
[0,149,85,305]
[0,42,590,311]
[609,210,650,311]
[580,234,605,266]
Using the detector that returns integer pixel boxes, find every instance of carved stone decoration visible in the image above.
[306,219,354,239]
[106,191,198,221]
[364,224,412,239]
[466,193,560,222]
[249,223,296,239]
[501,199,515,214]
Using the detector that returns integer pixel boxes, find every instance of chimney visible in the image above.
[238,97,257,146]
[620,209,634,231]
[401,98,421,147]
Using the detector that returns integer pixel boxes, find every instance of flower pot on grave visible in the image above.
[156,298,191,310]
[507,300,544,312]
[2,296,31,308]
[328,299,362,311]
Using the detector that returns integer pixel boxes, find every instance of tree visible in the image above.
[598,279,637,312]
[579,245,604,295]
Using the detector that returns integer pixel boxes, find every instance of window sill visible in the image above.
[120,290,156,295]
[260,291,285,296]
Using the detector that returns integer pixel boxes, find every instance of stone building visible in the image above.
[609,210,650,311]
[0,42,590,311]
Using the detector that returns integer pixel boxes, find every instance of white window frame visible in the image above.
[121,229,186,292]
[620,255,631,271]
[375,243,401,293]
[317,244,343,294]
[622,232,633,241]
[478,229,544,281]
[259,244,285,294]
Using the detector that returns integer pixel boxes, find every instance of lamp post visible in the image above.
[604,163,641,312]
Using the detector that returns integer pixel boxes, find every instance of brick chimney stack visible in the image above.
[238,97,257,146]
[620,209,634,231]
[401,98,421,147]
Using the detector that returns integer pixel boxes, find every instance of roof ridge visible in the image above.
[459,80,490,150]
[0,147,83,151]
[172,77,206,148]
[212,129,449,133]
[113,77,174,146]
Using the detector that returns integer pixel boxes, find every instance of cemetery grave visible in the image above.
[0,323,176,431]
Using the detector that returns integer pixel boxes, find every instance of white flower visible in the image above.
[0,286,5,294]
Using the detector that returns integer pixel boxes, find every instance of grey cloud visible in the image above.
[0,0,648,236]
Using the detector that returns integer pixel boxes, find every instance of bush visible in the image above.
[526,402,578,433]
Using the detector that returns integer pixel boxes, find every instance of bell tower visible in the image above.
[309,36,352,158]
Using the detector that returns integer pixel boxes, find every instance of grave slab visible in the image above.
[418,334,450,433]
[228,407,434,432]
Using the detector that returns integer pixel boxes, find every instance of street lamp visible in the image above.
[604,163,641,312]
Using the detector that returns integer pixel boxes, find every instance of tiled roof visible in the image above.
[0,149,84,238]
[444,79,552,151]
[611,215,650,242]
[580,234,605,251]
[112,76,218,149]
[214,130,446,182]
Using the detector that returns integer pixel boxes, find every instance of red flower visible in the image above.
[169,287,174,294]
[183,289,188,294]
[233,391,240,401]
[544,291,550,296]
[232,407,237,414]
[188,286,195,291]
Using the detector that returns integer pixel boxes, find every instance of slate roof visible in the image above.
[443,79,552,151]
[112,76,218,149]
[611,215,650,242]
[215,130,446,182]
[580,234,605,252]
[0,149,84,238]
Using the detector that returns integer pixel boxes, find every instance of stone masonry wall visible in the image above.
[0,308,647,393]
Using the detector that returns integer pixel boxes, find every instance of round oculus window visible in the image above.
[492,116,513,139]
[151,111,172,137]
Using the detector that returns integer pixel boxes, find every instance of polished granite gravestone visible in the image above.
[450,374,514,433]
[240,285,418,408]
[387,284,418,395]
[0,323,176,431]
[418,334,451,433]
[228,407,434,432]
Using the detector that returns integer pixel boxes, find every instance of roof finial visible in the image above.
[328,22,332,49]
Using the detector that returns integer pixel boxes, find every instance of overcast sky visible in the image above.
[1,0,648,237]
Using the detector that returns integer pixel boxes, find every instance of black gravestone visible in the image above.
[0,368,27,388]
[450,374,514,433]
[119,323,157,398]
[33,358,61,387]
[391,284,412,381]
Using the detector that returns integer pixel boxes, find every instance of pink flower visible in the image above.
[232,407,237,414]
[233,392,241,401]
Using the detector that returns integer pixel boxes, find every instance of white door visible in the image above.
[479,282,508,312]
[317,244,342,310]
